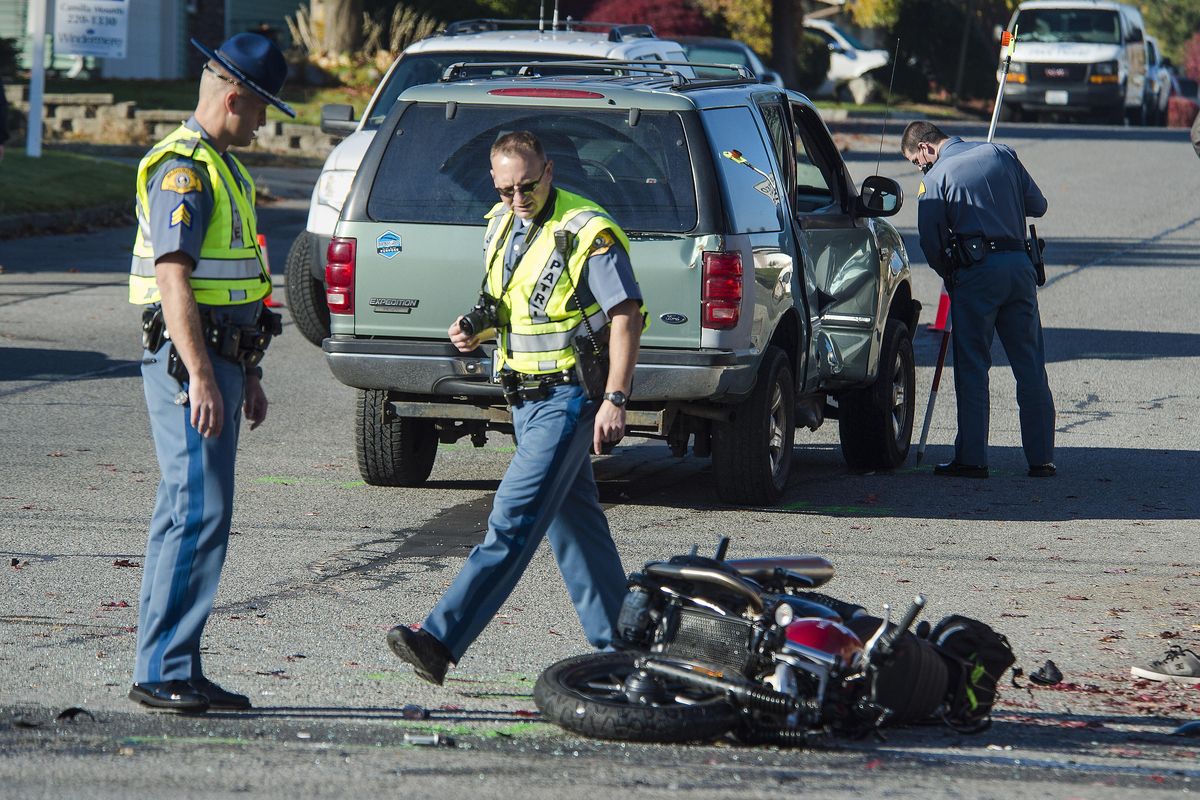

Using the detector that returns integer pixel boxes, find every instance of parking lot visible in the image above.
[1,119,1198,798]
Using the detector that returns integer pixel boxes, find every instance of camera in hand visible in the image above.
[458,294,498,338]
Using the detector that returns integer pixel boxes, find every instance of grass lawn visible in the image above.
[44,78,371,127]
[0,148,135,215]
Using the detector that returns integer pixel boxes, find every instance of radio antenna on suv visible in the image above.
[874,38,901,177]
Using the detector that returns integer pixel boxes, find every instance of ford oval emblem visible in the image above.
[660,313,688,325]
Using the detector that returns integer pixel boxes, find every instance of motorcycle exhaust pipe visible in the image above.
[637,658,803,716]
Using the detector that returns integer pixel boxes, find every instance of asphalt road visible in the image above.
[1,121,1198,799]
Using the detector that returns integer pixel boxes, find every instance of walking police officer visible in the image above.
[127,33,292,712]
[387,131,645,684]
[900,121,1055,479]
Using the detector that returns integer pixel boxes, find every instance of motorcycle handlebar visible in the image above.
[872,594,926,661]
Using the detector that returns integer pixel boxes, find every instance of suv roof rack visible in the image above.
[439,59,756,89]
[442,18,658,41]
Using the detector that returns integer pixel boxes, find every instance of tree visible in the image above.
[321,0,365,54]
[1142,0,1200,65]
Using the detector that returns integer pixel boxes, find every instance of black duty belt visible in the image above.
[985,237,1027,252]
[497,369,576,406]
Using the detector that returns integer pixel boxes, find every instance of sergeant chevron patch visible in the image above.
[170,201,193,228]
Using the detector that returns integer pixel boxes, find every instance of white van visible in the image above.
[285,20,691,345]
[998,0,1149,124]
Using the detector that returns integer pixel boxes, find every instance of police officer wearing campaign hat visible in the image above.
[386,131,645,684]
[126,33,293,712]
[901,121,1055,479]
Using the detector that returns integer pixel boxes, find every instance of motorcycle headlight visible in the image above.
[317,170,355,214]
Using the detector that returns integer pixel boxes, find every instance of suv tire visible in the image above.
[285,232,331,347]
[712,346,795,505]
[838,319,915,470]
[355,389,438,486]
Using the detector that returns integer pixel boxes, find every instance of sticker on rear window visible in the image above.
[377,230,402,258]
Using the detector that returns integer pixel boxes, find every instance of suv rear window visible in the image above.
[366,52,593,127]
[367,103,698,233]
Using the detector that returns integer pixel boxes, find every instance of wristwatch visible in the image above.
[603,390,628,407]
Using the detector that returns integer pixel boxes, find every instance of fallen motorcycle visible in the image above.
[534,537,1013,744]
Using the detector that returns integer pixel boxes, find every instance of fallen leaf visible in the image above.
[513,709,538,718]
[985,556,999,562]
[1160,631,1182,639]
[101,601,130,608]
[112,559,140,568]
[47,452,65,457]
[864,758,883,769]
[1062,595,1089,601]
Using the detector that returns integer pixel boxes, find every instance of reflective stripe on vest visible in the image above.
[483,190,636,374]
[128,124,268,306]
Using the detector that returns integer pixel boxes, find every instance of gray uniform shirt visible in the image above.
[145,117,252,266]
[916,137,1047,273]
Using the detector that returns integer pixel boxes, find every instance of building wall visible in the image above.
[101,0,184,79]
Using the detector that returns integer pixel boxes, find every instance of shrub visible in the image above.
[1167,95,1199,129]
[584,0,717,37]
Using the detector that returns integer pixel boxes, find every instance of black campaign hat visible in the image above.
[191,32,296,118]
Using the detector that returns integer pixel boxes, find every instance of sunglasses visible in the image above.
[495,164,547,199]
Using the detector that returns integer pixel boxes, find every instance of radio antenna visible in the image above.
[539,1,545,33]
[552,0,560,30]
[874,37,901,176]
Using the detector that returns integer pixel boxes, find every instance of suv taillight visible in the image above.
[326,237,356,315]
[701,251,742,330]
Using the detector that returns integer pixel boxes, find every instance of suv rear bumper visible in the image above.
[322,336,757,401]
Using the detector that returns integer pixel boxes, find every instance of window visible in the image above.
[367,104,697,233]
[789,103,838,212]
[701,106,782,234]
[1016,10,1120,45]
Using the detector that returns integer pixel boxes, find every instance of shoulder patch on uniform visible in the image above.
[589,229,615,256]
[161,166,203,195]
[170,200,193,229]
[917,180,926,198]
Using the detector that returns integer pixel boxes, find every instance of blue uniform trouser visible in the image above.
[133,304,253,684]
[422,383,627,662]
[949,252,1055,468]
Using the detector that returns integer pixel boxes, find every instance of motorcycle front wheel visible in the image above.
[534,652,738,743]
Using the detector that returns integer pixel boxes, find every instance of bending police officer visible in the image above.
[127,33,292,712]
[387,131,645,684]
[900,121,1055,479]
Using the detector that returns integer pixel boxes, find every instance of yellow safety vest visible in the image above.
[483,189,640,374]
[129,124,268,306]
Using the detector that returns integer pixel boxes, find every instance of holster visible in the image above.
[572,330,609,401]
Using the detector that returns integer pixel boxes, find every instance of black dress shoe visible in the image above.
[129,681,210,712]
[933,460,989,479]
[190,677,252,710]
[1028,463,1057,478]
[387,626,452,686]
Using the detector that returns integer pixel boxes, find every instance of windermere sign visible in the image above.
[54,0,128,59]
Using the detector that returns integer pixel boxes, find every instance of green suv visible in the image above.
[322,62,920,505]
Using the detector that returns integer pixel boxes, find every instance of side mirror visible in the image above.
[993,24,1004,43]
[760,68,782,86]
[320,104,358,137]
[855,175,903,217]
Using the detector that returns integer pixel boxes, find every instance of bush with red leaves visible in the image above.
[584,0,717,37]
[1167,95,1199,129]
[1185,32,1200,83]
